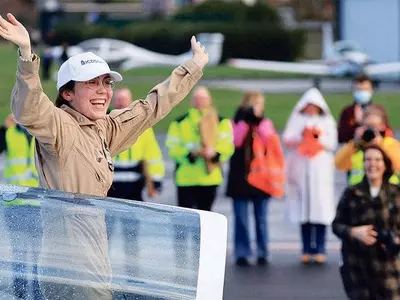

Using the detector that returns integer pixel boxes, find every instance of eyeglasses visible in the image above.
[84,77,115,91]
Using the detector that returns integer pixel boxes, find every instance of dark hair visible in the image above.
[363,144,394,182]
[55,81,76,108]
[354,74,371,84]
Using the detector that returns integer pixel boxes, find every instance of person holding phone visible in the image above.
[226,91,281,267]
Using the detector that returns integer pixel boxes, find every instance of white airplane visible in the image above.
[51,33,224,71]
[227,23,400,80]
[0,183,227,299]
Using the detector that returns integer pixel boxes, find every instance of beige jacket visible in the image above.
[11,56,203,197]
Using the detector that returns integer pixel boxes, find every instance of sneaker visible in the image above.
[235,257,250,267]
[301,254,312,264]
[314,254,326,264]
[257,257,268,266]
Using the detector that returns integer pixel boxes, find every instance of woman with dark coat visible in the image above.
[226,91,282,267]
[333,144,400,299]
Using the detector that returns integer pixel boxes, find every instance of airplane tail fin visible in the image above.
[322,22,334,60]
[179,33,224,66]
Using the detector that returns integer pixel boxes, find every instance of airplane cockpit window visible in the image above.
[334,41,361,55]
[0,184,226,300]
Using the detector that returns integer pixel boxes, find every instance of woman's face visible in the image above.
[364,148,386,181]
[63,74,114,120]
[302,103,321,116]
[251,96,264,117]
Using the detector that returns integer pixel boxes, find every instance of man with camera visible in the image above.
[335,104,400,186]
[337,74,393,144]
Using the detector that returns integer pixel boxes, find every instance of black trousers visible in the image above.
[108,180,144,202]
[177,185,218,212]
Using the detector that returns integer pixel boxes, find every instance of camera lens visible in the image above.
[362,128,376,142]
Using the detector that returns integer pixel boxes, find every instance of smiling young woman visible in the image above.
[0,12,209,197]
[1,12,209,299]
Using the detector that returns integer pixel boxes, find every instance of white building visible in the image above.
[338,0,400,67]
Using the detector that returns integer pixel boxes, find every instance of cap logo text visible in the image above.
[81,59,104,66]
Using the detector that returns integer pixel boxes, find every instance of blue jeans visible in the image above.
[233,198,269,259]
[301,222,326,255]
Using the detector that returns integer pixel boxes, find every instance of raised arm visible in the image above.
[1,13,63,152]
[105,37,208,156]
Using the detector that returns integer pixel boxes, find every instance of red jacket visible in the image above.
[337,103,392,143]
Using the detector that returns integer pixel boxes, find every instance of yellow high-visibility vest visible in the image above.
[166,108,234,187]
[113,128,165,183]
[4,125,38,187]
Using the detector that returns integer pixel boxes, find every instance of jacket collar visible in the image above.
[353,177,372,198]
[353,176,393,201]
[61,105,96,126]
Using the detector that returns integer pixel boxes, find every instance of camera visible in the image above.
[376,229,400,256]
[243,106,261,125]
[362,127,376,143]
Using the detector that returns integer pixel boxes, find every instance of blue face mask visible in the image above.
[354,90,372,105]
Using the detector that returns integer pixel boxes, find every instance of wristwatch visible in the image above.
[18,48,34,62]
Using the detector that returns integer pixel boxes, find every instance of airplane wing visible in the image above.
[227,58,331,76]
[364,62,400,75]
[0,184,227,300]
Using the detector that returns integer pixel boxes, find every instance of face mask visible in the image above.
[354,90,372,105]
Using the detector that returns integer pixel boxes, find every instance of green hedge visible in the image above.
[174,0,280,23]
[52,21,306,63]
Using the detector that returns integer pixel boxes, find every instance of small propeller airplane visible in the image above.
[51,33,224,71]
[227,23,400,86]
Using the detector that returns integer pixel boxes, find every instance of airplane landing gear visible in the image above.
[372,79,381,90]
[313,77,322,89]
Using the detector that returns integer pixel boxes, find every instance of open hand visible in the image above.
[201,146,216,159]
[370,134,383,146]
[351,225,377,246]
[354,126,365,143]
[191,36,209,69]
[0,13,31,57]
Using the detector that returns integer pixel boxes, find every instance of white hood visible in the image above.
[291,87,331,116]
[283,88,334,142]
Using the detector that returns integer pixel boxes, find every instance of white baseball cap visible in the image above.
[56,52,123,91]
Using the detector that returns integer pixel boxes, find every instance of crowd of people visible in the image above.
[2,12,400,300]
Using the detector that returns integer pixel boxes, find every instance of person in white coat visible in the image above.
[282,88,338,264]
